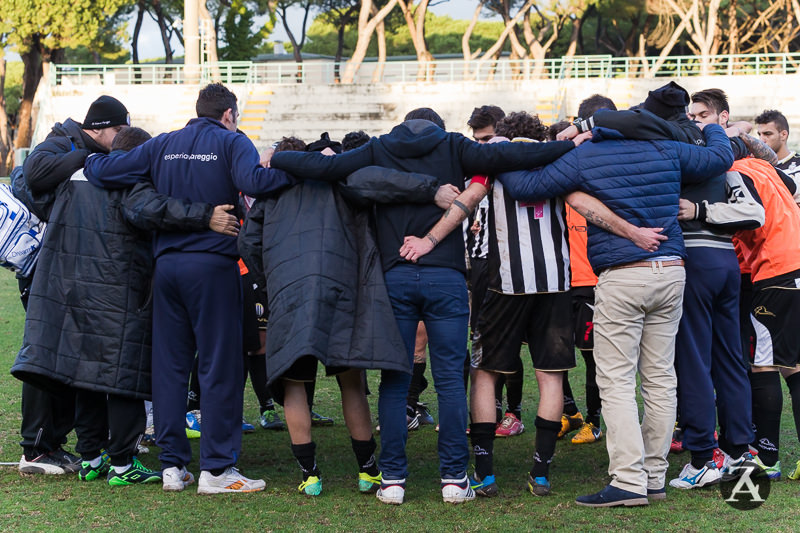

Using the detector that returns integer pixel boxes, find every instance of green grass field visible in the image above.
[1,269,799,532]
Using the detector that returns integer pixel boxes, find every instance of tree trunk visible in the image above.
[341,0,398,84]
[397,0,433,80]
[462,1,485,60]
[153,0,174,63]
[334,24,346,82]
[372,3,388,82]
[198,0,220,81]
[0,52,12,174]
[642,1,697,78]
[470,0,534,81]
[133,1,145,65]
[15,38,43,150]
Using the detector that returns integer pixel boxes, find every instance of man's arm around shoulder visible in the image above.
[84,142,152,189]
[676,124,734,183]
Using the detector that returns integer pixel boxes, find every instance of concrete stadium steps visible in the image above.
[35,75,800,151]
[240,89,274,142]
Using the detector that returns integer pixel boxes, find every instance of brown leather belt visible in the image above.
[608,259,685,271]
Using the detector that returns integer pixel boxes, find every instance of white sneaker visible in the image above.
[18,454,66,475]
[197,467,265,494]
[669,461,721,489]
[376,479,406,505]
[163,466,195,492]
[441,474,476,504]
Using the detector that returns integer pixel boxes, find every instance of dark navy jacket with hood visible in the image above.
[269,119,575,273]
[83,117,294,258]
[496,124,734,273]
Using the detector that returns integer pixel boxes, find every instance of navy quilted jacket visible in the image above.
[496,124,734,273]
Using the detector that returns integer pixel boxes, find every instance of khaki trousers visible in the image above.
[593,264,686,494]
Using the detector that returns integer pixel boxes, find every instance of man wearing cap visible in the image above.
[15,95,130,475]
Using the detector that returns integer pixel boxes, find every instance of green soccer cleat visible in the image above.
[107,458,163,486]
[753,456,781,480]
[358,471,382,493]
[298,475,322,496]
[788,459,800,481]
[78,453,110,481]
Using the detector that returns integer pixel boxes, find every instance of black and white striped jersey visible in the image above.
[487,179,570,294]
[465,194,490,259]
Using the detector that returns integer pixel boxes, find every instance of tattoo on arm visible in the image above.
[453,199,472,217]
[741,134,779,165]
[582,209,613,232]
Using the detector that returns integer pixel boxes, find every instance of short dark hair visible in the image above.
[691,88,729,115]
[342,130,370,152]
[404,107,445,130]
[547,120,571,141]
[577,94,617,119]
[111,126,151,152]
[755,109,789,134]
[274,136,306,152]
[467,105,505,130]
[494,111,548,142]
[196,83,238,121]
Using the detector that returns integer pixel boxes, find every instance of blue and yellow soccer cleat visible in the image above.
[358,471,381,493]
[298,475,322,496]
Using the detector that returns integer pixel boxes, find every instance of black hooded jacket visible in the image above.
[270,119,574,273]
[24,118,105,195]
[12,165,213,399]
[238,166,442,382]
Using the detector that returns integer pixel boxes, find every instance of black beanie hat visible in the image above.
[643,81,690,120]
[82,95,130,129]
[306,132,342,154]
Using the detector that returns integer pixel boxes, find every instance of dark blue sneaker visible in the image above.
[576,484,649,507]
[647,486,666,501]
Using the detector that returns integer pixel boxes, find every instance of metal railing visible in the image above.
[49,52,800,86]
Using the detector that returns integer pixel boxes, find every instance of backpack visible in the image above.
[0,166,47,277]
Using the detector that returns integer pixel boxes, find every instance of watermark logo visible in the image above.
[720,460,771,510]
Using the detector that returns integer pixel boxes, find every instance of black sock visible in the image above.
[291,442,320,480]
[470,422,496,479]
[187,357,200,411]
[750,372,782,466]
[210,467,226,476]
[494,375,506,423]
[24,448,41,461]
[582,350,602,426]
[785,373,800,442]
[562,378,579,417]
[690,449,714,469]
[351,437,379,476]
[531,416,561,478]
[726,444,749,459]
[407,362,427,407]
[506,367,524,420]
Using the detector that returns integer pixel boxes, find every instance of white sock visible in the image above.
[88,455,103,468]
[113,463,132,473]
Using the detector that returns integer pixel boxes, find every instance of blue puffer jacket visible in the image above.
[496,124,734,273]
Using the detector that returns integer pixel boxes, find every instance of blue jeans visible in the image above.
[379,264,469,480]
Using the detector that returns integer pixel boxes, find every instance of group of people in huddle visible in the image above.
[9,78,800,508]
